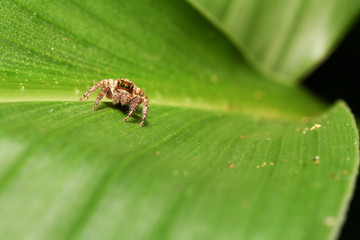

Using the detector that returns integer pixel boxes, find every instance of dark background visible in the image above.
[303,18,359,239]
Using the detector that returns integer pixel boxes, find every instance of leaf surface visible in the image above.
[0,0,358,240]
[0,101,358,240]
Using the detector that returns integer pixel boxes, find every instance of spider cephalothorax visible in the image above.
[117,79,134,93]
[80,78,148,126]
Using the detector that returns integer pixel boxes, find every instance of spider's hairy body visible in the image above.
[80,78,148,126]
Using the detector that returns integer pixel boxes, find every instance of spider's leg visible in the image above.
[79,79,107,101]
[93,86,107,111]
[140,96,148,127]
[124,96,141,122]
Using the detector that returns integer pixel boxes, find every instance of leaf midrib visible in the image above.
[0,99,317,122]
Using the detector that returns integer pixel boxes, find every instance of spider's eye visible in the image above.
[125,85,130,90]
[120,83,125,88]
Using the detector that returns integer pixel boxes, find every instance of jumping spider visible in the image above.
[80,78,148,126]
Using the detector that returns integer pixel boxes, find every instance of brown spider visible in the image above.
[80,78,148,126]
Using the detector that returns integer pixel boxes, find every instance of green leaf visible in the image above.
[188,0,360,84]
[0,0,358,240]
[0,101,358,239]
[0,0,323,116]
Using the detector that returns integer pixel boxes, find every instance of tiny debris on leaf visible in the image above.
[310,123,322,131]
[302,127,309,134]
[313,155,320,165]
[324,216,336,227]
[227,161,235,168]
